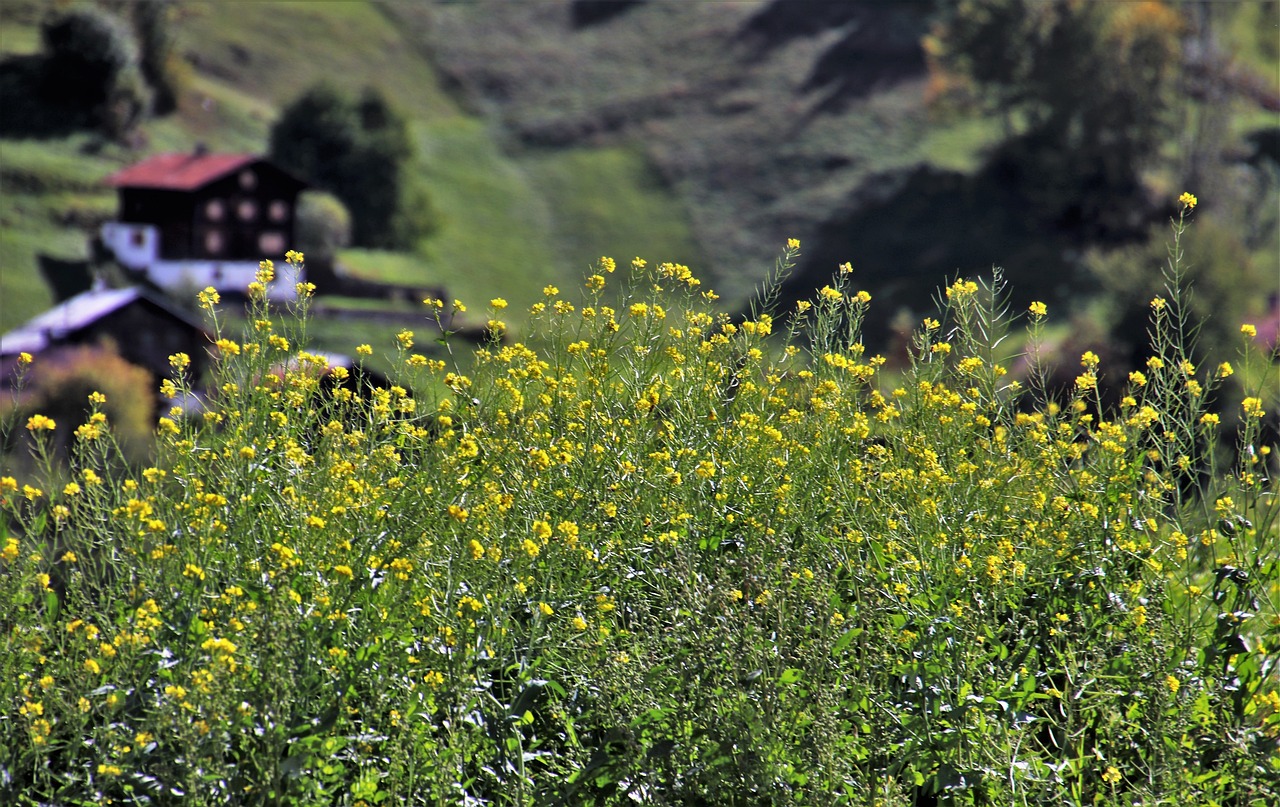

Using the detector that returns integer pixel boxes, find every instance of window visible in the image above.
[204,199,225,221]
[258,231,285,256]
[204,230,224,255]
[237,200,258,222]
[268,200,289,223]
[238,169,257,190]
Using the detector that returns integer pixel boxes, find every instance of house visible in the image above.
[98,150,308,302]
[0,286,212,389]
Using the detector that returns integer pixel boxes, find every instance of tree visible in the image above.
[269,84,433,249]
[40,7,148,137]
[927,0,1183,235]
[129,0,179,114]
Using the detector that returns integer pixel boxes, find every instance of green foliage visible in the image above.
[269,83,435,250]
[929,0,1183,231]
[127,0,179,114]
[294,191,352,263]
[1,221,1277,804]
[39,6,148,138]
[3,345,155,470]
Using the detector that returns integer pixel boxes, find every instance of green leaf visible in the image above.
[779,667,804,685]
[831,627,863,655]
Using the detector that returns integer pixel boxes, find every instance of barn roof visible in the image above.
[103,152,262,191]
[0,287,207,357]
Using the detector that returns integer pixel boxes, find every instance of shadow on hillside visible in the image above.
[775,165,1080,351]
[0,54,94,138]
[738,0,930,114]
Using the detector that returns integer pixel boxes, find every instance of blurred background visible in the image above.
[0,0,1276,383]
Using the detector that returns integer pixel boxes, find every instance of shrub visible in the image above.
[2,345,155,471]
[269,84,434,250]
[39,7,148,137]
[1,213,1276,805]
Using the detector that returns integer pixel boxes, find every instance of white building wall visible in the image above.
[100,221,300,302]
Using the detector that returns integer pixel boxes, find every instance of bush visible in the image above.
[39,7,148,137]
[1,215,1277,805]
[269,84,434,250]
[294,190,353,264]
[2,345,155,471]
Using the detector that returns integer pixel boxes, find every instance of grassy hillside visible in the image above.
[0,0,703,348]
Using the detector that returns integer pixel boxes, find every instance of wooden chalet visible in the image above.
[99,150,308,301]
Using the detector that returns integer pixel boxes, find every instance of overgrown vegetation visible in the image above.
[2,206,1277,804]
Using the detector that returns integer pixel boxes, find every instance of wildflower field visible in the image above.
[2,211,1278,806]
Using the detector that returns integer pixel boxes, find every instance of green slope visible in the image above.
[0,0,703,349]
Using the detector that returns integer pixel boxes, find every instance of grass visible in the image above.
[1,225,1278,804]
[0,1,710,350]
[522,146,707,275]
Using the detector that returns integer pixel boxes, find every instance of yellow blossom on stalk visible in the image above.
[256,259,275,283]
[1217,362,1233,378]
[18,352,33,366]
[1166,675,1180,694]
[1102,766,1122,785]
[169,352,190,371]
[838,262,852,275]
[571,616,588,631]
[818,286,842,303]
[1242,397,1265,418]
[356,344,373,356]
[1080,351,1100,368]
[1128,370,1147,386]
[26,414,55,432]
[1178,191,1197,210]
[1241,323,1257,338]
[490,298,508,310]
[285,249,304,265]
[198,287,220,309]
[1150,297,1166,310]
[1028,301,1047,317]
[396,330,414,349]
[215,338,240,357]
[787,238,800,249]
[296,281,316,297]
[1200,413,1220,426]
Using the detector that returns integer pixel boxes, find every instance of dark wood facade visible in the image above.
[109,155,307,262]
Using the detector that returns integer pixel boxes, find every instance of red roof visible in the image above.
[103,152,259,191]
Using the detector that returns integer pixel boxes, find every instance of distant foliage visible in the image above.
[269,84,436,250]
[927,0,1183,234]
[5,346,154,468]
[294,191,353,264]
[127,0,179,115]
[39,7,148,138]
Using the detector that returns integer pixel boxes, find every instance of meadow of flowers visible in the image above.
[1,209,1277,806]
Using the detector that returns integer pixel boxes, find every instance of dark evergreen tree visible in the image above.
[270,84,431,249]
